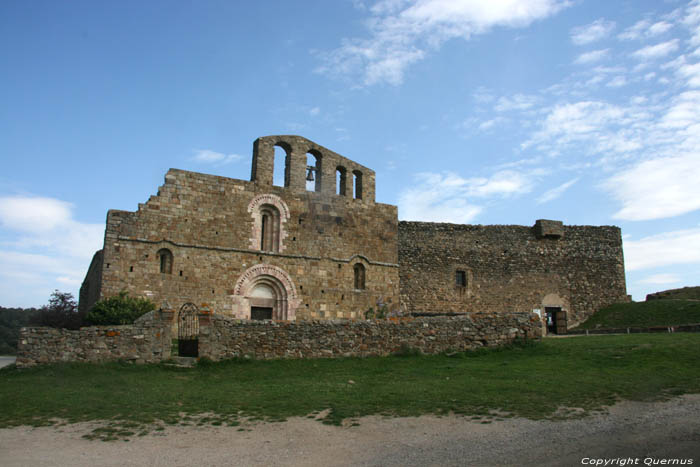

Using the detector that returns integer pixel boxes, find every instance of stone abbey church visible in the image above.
[79,135,628,334]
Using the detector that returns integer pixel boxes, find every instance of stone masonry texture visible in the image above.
[85,135,399,326]
[16,311,171,367]
[15,134,629,367]
[399,221,628,327]
[17,312,541,367]
[199,312,541,360]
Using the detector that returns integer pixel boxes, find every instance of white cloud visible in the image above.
[632,39,680,60]
[619,19,672,40]
[478,118,500,131]
[398,169,537,222]
[660,90,700,128]
[473,86,495,104]
[574,49,609,64]
[536,177,579,204]
[605,152,700,221]
[0,196,103,260]
[571,18,615,45]
[0,196,104,306]
[683,0,700,47]
[606,75,627,87]
[523,101,639,156]
[318,0,570,86]
[192,149,243,165]
[494,93,539,112]
[624,228,700,271]
[638,273,681,285]
[309,106,321,116]
[619,20,649,41]
[0,196,73,233]
[676,61,700,87]
[649,21,673,36]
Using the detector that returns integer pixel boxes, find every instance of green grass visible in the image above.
[647,286,700,300]
[575,300,700,329]
[1,334,699,440]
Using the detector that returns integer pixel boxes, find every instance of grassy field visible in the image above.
[574,300,700,329]
[2,333,699,440]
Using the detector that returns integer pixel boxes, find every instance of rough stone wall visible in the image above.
[94,135,398,322]
[78,135,628,333]
[78,249,103,315]
[199,312,541,360]
[16,311,171,368]
[399,221,627,327]
[251,135,376,202]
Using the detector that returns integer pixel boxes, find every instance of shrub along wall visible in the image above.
[199,312,542,360]
[16,311,171,368]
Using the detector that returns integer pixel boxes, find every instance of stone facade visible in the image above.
[399,221,628,328]
[78,135,627,336]
[82,135,399,327]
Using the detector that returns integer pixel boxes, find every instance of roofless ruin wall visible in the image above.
[398,221,627,327]
[86,135,399,323]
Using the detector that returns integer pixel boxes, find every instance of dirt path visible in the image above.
[1,395,699,466]
[0,356,16,368]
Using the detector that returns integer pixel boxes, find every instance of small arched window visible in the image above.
[352,170,363,200]
[354,263,365,290]
[157,248,173,274]
[260,204,281,252]
[336,166,347,196]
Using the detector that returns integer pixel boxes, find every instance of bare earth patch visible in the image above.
[1,395,699,466]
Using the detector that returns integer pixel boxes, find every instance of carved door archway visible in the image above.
[231,264,301,320]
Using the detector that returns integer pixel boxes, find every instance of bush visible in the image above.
[29,291,82,330]
[85,292,156,325]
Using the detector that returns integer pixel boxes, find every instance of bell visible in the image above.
[306,167,315,182]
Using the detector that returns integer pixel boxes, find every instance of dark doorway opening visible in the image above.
[178,303,199,357]
[251,307,273,320]
[545,307,567,335]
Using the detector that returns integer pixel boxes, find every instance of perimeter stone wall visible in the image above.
[399,221,628,327]
[15,311,171,368]
[198,312,541,360]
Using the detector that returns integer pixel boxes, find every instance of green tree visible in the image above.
[29,291,82,330]
[85,292,155,325]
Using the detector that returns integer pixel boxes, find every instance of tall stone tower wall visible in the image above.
[398,220,628,327]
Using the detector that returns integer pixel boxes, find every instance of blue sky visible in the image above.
[2,0,700,307]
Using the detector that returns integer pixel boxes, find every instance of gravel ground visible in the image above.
[0,356,16,368]
[1,395,699,467]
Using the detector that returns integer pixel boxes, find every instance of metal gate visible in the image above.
[178,303,199,357]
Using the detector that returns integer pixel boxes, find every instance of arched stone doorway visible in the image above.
[231,264,301,320]
[542,293,569,335]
